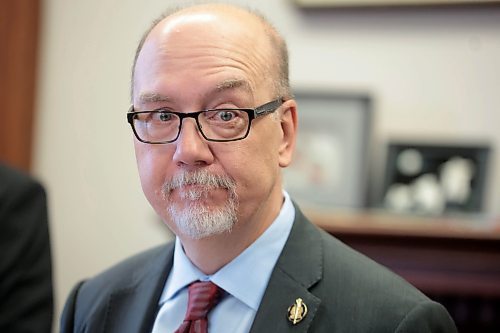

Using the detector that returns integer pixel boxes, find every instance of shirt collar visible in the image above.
[159,191,295,310]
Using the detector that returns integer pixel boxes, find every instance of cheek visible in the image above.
[134,143,172,204]
[226,128,282,192]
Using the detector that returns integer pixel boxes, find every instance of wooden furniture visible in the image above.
[310,210,500,332]
[0,0,40,171]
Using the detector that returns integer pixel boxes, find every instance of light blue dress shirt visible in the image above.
[151,191,295,333]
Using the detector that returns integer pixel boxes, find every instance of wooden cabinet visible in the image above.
[310,211,500,332]
[0,0,40,171]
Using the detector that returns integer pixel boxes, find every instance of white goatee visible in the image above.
[161,170,238,239]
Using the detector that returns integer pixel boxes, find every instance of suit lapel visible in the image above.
[250,205,323,333]
[101,243,174,333]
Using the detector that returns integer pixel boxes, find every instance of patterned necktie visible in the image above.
[174,281,222,333]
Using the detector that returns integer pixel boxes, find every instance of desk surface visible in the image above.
[308,209,500,241]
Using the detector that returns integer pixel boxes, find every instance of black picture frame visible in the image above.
[380,142,491,214]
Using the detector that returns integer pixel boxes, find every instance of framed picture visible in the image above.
[380,142,491,215]
[284,91,372,210]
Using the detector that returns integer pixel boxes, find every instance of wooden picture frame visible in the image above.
[293,0,500,8]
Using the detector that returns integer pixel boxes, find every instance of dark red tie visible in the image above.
[174,281,222,333]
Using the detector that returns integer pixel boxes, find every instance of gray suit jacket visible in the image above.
[60,206,457,332]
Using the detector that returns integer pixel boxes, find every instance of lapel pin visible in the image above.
[288,298,308,325]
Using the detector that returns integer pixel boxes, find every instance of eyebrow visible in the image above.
[215,78,252,94]
[138,92,172,104]
[137,78,253,105]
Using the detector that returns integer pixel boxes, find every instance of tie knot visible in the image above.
[184,281,222,321]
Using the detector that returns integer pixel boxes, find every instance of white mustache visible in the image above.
[162,170,236,195]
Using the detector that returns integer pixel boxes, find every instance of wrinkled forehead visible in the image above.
[133,9,275,100]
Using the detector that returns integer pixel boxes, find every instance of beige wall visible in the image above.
[33,0,500,329]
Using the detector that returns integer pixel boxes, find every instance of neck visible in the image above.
[179,188,284,275]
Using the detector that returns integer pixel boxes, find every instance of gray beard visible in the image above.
[161,170,238,239]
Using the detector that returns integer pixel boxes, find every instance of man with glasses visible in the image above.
[61,3,456,332]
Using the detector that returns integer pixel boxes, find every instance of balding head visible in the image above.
[131,4,290,101]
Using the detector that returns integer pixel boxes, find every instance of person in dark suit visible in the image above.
[0,163,53,332]
[61,3,457,332]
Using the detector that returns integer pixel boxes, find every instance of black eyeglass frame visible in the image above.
[126,98,284,144]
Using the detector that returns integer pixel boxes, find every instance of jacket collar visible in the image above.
[250,204,323,333]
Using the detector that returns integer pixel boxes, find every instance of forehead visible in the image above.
[133,10,274,102]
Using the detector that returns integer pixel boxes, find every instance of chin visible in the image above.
[167,198,237,240]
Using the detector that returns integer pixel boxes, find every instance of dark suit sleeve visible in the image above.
[0,166,53,333]
[395,300,457,333]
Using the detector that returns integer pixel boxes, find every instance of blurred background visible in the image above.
[2,0,499,331]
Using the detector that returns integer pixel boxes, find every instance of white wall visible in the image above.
[33,0,500,329]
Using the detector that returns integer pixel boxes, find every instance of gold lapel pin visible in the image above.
[288,298,308,325]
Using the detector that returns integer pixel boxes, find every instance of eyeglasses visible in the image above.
[127,98,283,144]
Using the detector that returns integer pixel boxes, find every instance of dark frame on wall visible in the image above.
[380,142,491,215]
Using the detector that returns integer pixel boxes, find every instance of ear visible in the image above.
[278,99,298,168]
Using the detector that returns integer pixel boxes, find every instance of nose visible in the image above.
[172,118,214,167]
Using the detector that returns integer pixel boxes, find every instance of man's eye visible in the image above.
[217,111,236,121]
[158,112,173,122]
